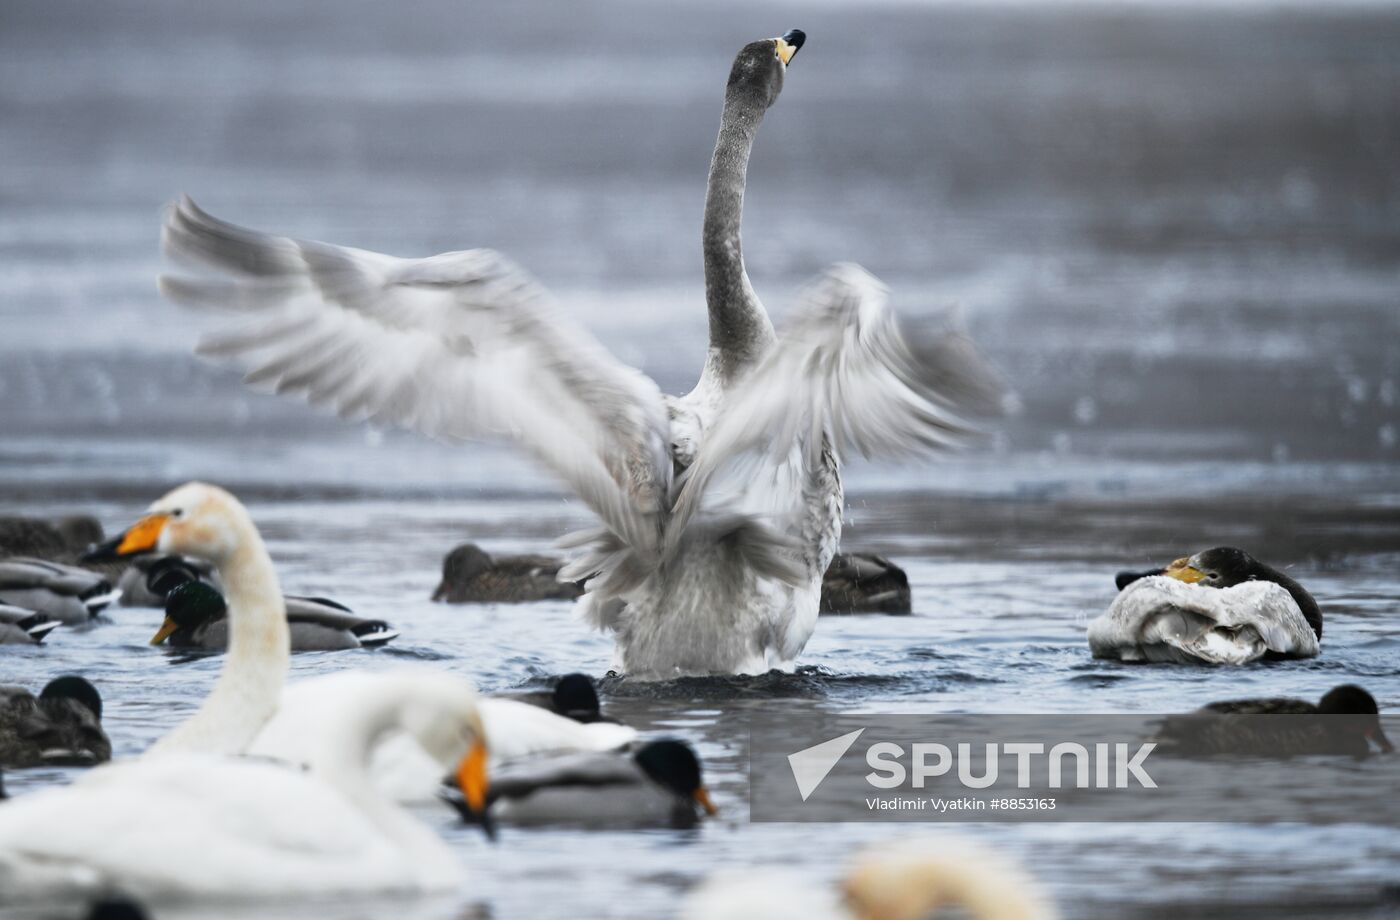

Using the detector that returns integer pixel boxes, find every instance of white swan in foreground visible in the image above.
[0,670,489,904]
[156,30,1000,679]
[681,835,1055,920]
[1089,548,1320,664]
[253,670,636,804]
[85,482,290,755]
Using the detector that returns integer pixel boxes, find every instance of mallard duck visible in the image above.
[682,835,1056,920]
[1089,547,1320,664]
[83,482,291,757]
[0,605,59,645]
[0,670,490,904]
[819,552,911,615]
[1152,684,1392,757]
[432,543,582,603]
[0,558,118,626]
[156,28,999,679]
[450,739,715,830]
[152,581,398,652]
[0,676,110,768]
[116,554,219,608]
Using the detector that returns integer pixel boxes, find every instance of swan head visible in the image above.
[84,482,253,567]
[727,29,805,111]
[841,837,1055,920]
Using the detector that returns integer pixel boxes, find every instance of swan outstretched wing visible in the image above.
[671,263,1003,541]
[159,197,671,553]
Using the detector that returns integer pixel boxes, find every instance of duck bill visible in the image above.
[83,513,169,561]
[1163,558,1206,584]
[693,786,719,816]
[149,616,180,646]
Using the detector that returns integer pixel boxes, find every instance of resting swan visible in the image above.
[1089,547,1321,664]
[156,30,998,678]
[0,670,489,904]
[681,835,1055,920]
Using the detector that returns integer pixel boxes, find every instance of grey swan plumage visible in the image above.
[0,676,111,768]
[153,581,398,651]
[432,543,582,603]
[451,738,715,830]
[1089,546,1321,664]
[155,29,1000,678]
[0,605,60,645]
[0,558,119,626]
[1153,684,1393,757]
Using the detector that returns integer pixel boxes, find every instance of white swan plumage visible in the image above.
[1088,576,1320,664]
[0,670,490,904]
[156,32,1000,678]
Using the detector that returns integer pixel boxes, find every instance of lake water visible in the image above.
[2,1,1398,917]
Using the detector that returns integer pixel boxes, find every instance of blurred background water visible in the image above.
[1,0,1398,917]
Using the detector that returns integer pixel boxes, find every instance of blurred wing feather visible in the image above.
[159,196,670,552]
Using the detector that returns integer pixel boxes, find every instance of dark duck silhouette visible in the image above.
[432,543,583,604]
[1153,684,1392,757]
[0,676,111,767]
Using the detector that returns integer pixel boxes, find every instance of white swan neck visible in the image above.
[148,525,289,757]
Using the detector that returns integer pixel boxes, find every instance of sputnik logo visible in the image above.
[788,728,865,801]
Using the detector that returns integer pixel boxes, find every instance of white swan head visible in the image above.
[86,482,254,566]
[840,837,1055,920]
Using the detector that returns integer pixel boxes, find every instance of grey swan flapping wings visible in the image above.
[156,30,1001,678]
[1089,547,1321,664]
[152,581,398,652]
[0,677,111,768]
[1152,684,1392,757]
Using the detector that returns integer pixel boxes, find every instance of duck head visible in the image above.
[151,581,228,645]
[635,739,717,817]
[1319,685,1393,753]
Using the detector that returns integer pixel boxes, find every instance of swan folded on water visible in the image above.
[681,835,1055,920]
[0,670,490,904]
[1090,547,1320,664]
[156,29,1000,679]
[84,482,290,756]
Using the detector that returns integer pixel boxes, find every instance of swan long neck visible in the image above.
[846,848,1054,920]
[702,90,776,383]
[148,522,289,758]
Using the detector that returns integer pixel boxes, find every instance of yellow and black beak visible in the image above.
[82,513,170,562]
[694,786,719,816]
[1163,557,1207,584]
[775,28,805,66]
[149,616,180,646]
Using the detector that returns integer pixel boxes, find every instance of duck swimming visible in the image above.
[0,677,110,768]
[116,554,219,608]
[0,605,59,645]
[156,29,998,679]
[1089,547,1320,664]
[0,558,118,626]
[458,738,715,830]
[819,552,912,615]
[153,581,398,651]
[1152,684,1393,757]
[432,543,582,603]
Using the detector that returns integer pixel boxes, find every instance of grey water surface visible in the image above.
[2,0,1399,917]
